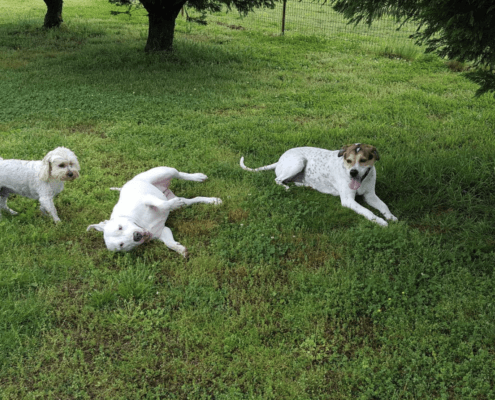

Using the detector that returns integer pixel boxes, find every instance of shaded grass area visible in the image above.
[0,1,494,398]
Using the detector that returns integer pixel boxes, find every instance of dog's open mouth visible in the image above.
[349,178,361,190]
[141,231,153,243]
[348,168,371,191]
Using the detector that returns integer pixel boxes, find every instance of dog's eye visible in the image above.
[59,163,66,168]
[346,160,352,164]
[360,159,367,163]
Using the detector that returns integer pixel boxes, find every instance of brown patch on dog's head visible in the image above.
[338,143,380,168]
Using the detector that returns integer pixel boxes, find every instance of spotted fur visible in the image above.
[240,145,397,226]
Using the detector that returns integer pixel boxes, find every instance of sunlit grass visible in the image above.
[0,0,494,398]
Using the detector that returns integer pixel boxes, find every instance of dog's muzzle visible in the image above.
[64,170,78,181]
[133,231,152,243]
[348,168,371,191]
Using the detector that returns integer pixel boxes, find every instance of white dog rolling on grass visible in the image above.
[240,144,398,226]
[87,167,222,257]
[0,147,80,223]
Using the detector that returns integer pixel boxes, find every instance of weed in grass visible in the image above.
[115,258,157,301]
[445,59,471,72]
[381,42,422,61]
[89,289,118,309]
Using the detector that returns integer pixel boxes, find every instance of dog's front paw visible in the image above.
[212,198,222,205]
[374,217,388,227]
[176,245,188,258]
[387,214,398,222]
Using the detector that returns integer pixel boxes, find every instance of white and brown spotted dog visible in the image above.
[240,144,397,226]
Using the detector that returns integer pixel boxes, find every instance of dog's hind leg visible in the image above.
[274,156,306,190]
[0,192,18,217]
[135,167,210,191]
[178,197,222,206]
[159,226,188,257]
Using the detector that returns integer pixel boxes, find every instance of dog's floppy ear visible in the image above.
[372,147,380,161]
[38,150,54,181]
[87,221,108,232]
[337,146,348,157]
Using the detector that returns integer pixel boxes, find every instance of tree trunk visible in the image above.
[140,0,186,52]
[43,0,63,28]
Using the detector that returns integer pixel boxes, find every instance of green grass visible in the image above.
[0,0,494,398]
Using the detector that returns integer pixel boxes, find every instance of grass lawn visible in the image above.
[0,0,494,398]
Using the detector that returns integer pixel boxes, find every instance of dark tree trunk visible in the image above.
[43,0,63,28]
[140,0,186,52]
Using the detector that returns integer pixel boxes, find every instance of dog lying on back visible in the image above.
[240,144,397,226]
[0,147,80,223]
[87,167,222,257]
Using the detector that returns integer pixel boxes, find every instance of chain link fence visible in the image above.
[182,0,421,52]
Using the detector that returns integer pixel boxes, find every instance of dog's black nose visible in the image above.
[350,169,358,177]
[133,232,143,242]
[67,171,73,177]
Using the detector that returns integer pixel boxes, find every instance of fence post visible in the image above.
[281,0,287,35]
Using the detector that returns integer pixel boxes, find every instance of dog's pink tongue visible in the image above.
[349,179,361,190]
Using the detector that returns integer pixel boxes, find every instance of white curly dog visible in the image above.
[240,143,397,226]
[0,147,80,223]
[87,167,222,256]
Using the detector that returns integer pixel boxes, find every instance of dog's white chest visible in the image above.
[114,182,169,232]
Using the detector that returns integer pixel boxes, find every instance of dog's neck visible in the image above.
[361,167,372,182]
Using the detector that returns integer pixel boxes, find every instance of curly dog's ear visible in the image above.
[38,150,54,181]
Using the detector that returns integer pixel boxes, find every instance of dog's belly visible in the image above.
[115,180,170,235]
[0,161,48,200]
[302,176,340,196]
[301,159,341,196]
[0,186,16,197]
[0,181,40,200]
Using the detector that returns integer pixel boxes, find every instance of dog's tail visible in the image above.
[240,157,277,172]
